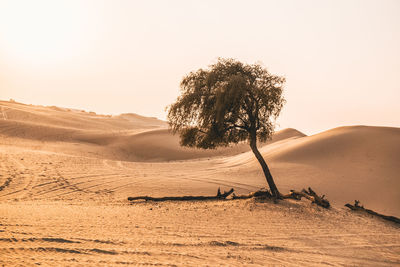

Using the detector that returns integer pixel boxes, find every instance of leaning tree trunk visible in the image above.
[250,137,281,198]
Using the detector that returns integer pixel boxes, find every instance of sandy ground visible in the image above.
[2,200,399,266]
[0,100,399,266]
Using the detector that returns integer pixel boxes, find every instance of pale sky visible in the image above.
[0,0,399,134]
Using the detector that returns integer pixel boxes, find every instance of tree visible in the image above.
[167,58,285,198]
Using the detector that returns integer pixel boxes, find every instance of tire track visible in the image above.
[103,159,120,170]
[32,173,122,189]
[54,175,138,197]
[118,160,259,192]
[0,155,36,199]
[0,160,12,192]
[35,174,134,197]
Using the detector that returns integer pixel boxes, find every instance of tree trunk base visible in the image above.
[345,200,400,224]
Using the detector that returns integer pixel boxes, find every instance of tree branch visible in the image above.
[281,187,330,209]
[345,200,400,224]
[128,188,235,202]
[232,124,248,130]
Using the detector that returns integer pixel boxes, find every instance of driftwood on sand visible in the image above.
[345,200,400,224]
[128,188,234,202]
[231,187,330,208]
[231,188,272,199]
[281,187,331,209]
[128,187,330,209]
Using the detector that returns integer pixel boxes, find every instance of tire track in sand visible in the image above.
[0,155,38,199]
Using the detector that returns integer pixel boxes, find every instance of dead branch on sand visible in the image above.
[345,200,400,224]
[127,188,234,202]
[128,187,330,209]
[231,187,330,208]
[281,187,330,209]
[231,188,272,199]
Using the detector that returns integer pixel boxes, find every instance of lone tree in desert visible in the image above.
[167,58,285,198]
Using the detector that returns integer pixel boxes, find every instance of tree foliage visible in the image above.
[167,58,285,149]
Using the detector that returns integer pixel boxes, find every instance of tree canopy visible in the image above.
[167,58,285,149]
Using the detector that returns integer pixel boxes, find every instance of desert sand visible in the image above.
[0,100,399,266]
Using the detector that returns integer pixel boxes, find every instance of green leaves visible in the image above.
[167,58,285,149]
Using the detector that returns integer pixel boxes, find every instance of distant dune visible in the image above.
[0,100,167,131]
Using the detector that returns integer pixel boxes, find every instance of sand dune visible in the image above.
[0,100,399,266]
[0,100,305,161]
[269,126,400,216]
[268,125,400,164]
[218,126,400,216]
[0,100,167,131]
[0,100,398,214]
[107,127,306,162]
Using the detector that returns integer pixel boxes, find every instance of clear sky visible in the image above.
[0,0,399,134]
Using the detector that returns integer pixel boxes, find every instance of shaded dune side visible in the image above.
[109,128,307,162]
[108,129,247,161]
